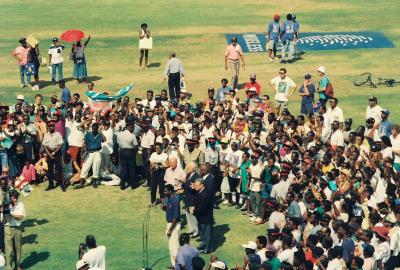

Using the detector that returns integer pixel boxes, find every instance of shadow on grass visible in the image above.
[21,251,50,269]
[22,218,49,228]
[148,62,161,68]
[23,234,38,244]
[213,224,230,250]
[39,76,102,89]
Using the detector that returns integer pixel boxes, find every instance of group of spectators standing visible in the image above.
[12,36,91,90]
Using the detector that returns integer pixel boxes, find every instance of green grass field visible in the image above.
[1,0,400,269]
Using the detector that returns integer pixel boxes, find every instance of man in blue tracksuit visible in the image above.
[280,14,298,63]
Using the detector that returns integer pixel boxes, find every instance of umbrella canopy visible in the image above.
[61,29,85,42]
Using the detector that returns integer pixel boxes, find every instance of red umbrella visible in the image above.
[61,29,85,42]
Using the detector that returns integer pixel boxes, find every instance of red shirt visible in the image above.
[245,81,261,97]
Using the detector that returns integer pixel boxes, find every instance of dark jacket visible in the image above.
[202,174,214,195]
[194,188,213,224]
[182,172,200,207]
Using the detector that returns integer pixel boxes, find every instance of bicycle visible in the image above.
[353,72,399,88]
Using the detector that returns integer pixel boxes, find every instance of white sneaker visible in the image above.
[222,199,229,205]
[269,57,274,62]
[250,216,257,221]
[32,85,40,91]
[254,217,262,222]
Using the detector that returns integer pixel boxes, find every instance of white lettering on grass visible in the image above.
[242,34,264,52]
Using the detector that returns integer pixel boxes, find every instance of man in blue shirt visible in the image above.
[175,233,199,270]
[58,79,71,103]
[379,109,392,137]
[267,14,281,62]
[292,14,300,59]
[215,78,232,102]
[163,184,181,269]
[78,123,105,189]
[280,14,298,63]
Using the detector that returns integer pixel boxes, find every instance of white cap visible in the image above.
[76,260,88,270]
[17,94,24,100]
[180,88,188,93]
[211,261,226,268]
[316,66,326,73]
[242,240,257,250]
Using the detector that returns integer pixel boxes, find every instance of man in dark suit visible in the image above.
[193,178,213,253]
[200,163,219,209]
[182,162,200,238]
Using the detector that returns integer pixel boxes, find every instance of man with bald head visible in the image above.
[182,162,200,237]
[164,157,186,191]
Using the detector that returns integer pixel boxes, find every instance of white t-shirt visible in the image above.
[48,45,64,64]
[365,105,383,124]
[330,129,344,147]
[66,121,85,147]
[271,76,296,102]
[326,106,344,123]
[390,134,400,163]
[149,152,169,165]
[249,163,264,192]
[270,180,289,200]
[268,211,286,229]
[82,246,106,270]
[277,248,295,265]
[100,128,114,155]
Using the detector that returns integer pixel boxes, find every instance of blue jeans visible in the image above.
[51,63,63,82]
[19,65,31,85]
[0,151,7,170]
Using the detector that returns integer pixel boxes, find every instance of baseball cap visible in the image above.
[345,118,353,124]
[316,66,326,73]
[250,73,256,79]
[381,109,390,115]
[75,260,88,270]
[16,95,24,100]
[273,14,280,20]
[242,240,257,250]
[211,261,226,269]
[180,88,188,93]
[369,96,377,102]
[52,37,59,42]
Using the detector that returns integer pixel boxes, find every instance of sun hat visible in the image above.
[316,66,326,74]
[242,240,257,250]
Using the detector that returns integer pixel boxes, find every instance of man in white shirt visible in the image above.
[4,190,25,270]
[140,119,155,187]
[269,68,296,116]
[164,158,186,191]
[81,235,106,270]
[326,98,344,130]
[48,37,65,84]
[365,96,382,124]
[117,123,138,190]
[330,121,344,148]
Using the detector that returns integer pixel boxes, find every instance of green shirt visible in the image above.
[269,257,281,270]
[240,161,251,193]
[318,75,329,100]
[264,165,280,185]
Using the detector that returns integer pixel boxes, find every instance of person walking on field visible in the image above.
[164,52,184,101]
[280,14,298,63]
[139,23,151,69]
[267,14,281,62]
[224,36,246,90]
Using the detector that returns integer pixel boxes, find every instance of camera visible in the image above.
[57,48,61,53]
[78,243,87,259]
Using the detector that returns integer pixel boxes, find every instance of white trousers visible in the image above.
[80,151,102,179]
[185,208,198,235]
[166,222,180,266]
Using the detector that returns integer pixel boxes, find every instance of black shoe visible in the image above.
[61,186,67,192]
[92,178,98,188]
[45,186,54,191]
[120,185,127,190]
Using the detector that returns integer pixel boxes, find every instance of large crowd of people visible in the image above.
[6,17,400,270]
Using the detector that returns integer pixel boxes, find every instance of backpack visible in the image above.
[325,83,334,98]
[74,47,84,59]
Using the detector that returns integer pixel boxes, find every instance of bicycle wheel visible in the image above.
[353,72,371,86]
